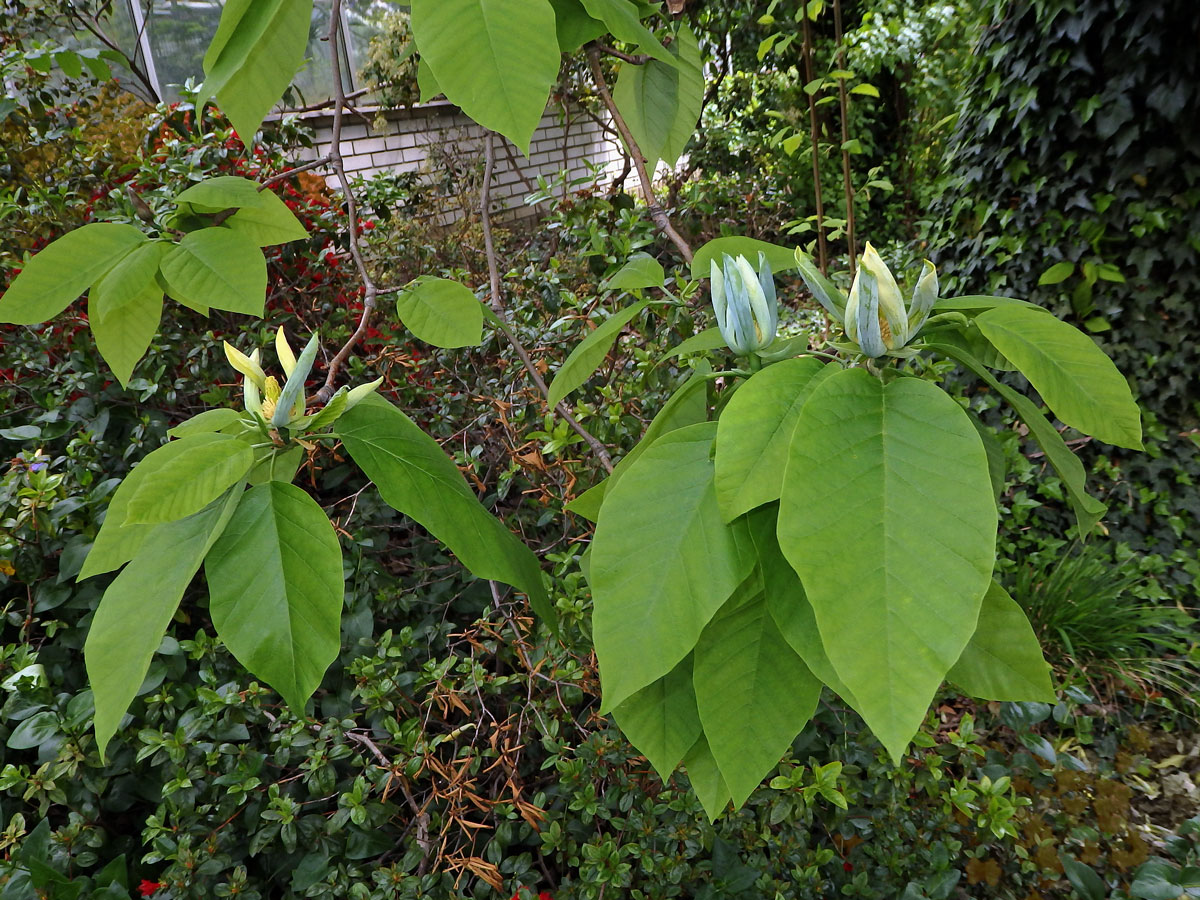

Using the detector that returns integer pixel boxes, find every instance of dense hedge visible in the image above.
[930,0,1200,556]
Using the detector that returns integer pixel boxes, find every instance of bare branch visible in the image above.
[585,45,693,263]
[480,132,615,474]
[595,43,651,65]
[257,156,331,190]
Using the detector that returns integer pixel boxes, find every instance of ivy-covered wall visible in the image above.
[931,0,1200,556]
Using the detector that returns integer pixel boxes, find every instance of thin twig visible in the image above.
[800,10,829,274]
[481,132,615,474]
[595,43,651,65]
[834,0,857,274]
[257,156,331,190]
[314,0,379,403]
[585,45,693,263]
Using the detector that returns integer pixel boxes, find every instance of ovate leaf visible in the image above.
[86,488,243,759]
[168,408,244,439]
[591,422,753,712]
[200,0,313,143]
[205,482,344,712]
[691,236,798,281]
[974,305,1142,449]
[778,368,997,761]
[681,735,731,823]
[338,395,552,624]
[602,253,665,292]
[693,581,822,810]
[548,0,607,51]
[223,191,309,246]
[611,654,701,782]
[125,434,255,525]
[0,223,146,324]
[927,341,1107,536]
[410,0,560,154]
[547,299,649,408]
[395,276,484,348]
[949,582,1055,702]
[1037,261,1076,285]
[659,327,727,362]
[175,175,274,210]
[159,228,267,317]
[89,241,170,321]
[89,283,163,388]
[580,0,675,65]
[932,295,1044,312]
[713,358,831,521]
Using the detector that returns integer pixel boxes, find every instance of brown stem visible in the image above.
[800,9,829,275]
[595,43,652,65]
[257,156,331,190]
[585,45,693,263]
[480,133,615,474]
[834,0,857,275]
[314,0,378,403]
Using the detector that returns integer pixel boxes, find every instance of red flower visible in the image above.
[138,881,163,897]
[843,861,853,872]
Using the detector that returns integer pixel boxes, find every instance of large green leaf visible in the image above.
[579,0,674,65]
[410,0,560,154]
[79,433,239,580]
[547,299,649,408]
[395,276,484,349]
[926,341,1107,535]
[224,194,309,247]
[611,654,701,782]
[199,0,313,143]
[158,228,267,317]
[612,23,703,171]
[338,395,552,624]
[778,368,997,761]
[974,305,1142,449]
[948,581,1055,702]
[690,236,798,281]
[87,241,169,387]
[681,735,731,822]
[933,295,1044,312]
[752,506,859,709]
[660,327,727,361]
[591,422,753,713]
[0,223,146,324]
[714,358,831,521]
[548,0,607,51]
[125,434,255,525]
[175,175,274,210]
[567,364,711,520]
[86,488,243,759]
[205,482,344,712]
[601,253,665,292]
[693,579,821,809]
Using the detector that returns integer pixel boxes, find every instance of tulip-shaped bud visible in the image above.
[859,243,906,351]
[906,260,939,339]
[710,252,779,356]
[845,262,887,357]
[272,334,320,429]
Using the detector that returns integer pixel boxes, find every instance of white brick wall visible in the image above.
[291,101,628,220]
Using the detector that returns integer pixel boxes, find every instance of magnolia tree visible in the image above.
[0,0,1140,822]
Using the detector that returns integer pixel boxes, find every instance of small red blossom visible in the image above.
[138,880,163,897]
[843,861,853,872]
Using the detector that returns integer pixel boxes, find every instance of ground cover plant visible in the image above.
[0,0,1196,897]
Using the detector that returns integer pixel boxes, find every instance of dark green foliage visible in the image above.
[931,0,1200,554]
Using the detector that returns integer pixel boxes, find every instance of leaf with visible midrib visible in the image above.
[591,422,754,713]
[158,227,267,317]
[974,305,1142,449]
[125,435,254,525]
[778,368,997,762]
[547,299,649,408]
[0,223,146,325]
[611,654,701,782]
[395,276,484,348]
[205,482,344,712]
[410,0,560,154]
[338,395,553,625]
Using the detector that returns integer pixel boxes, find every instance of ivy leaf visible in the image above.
[611,654,701,782]
[0,223,146,325]
[410,0,560,154]
[86,488,243,760]
[714,357,832,521]
[159,227,267,317]
[693,578,822,810]
[690,236,798,281]
[949,581,1055,702]
[124,435,255,525]
[547,299,649,408]
[974,305,1143,449]
[338,395,552,625]
[778,368,997,762]
[681,735,731,823]
[591,422,754,713]
[199,0,313,144]
[928,341,1107,536]
[394,276,484,348]
[205,482,344,713]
